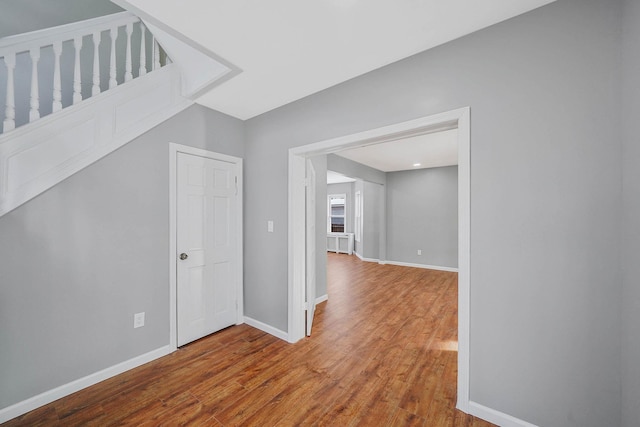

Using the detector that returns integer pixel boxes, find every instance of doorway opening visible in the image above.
[287,107,470,412]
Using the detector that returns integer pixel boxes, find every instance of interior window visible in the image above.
[328,194,346,233]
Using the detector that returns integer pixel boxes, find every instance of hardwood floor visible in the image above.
[3,253,494,426]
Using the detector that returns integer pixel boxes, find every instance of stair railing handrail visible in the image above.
[0,11,165,134]
[0,12,138,57]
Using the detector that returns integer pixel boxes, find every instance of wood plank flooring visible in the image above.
[3,253,495,426]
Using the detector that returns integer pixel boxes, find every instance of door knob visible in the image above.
[179,253,188,260]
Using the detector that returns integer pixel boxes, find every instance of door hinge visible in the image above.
[234,176,238,195]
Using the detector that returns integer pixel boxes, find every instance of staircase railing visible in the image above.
[0,11,167,135]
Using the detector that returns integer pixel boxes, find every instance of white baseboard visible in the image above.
[243,316,289,342]
[468,401,539,427]
[354,252,380,263]
[385,260,458,272]
[0,345,176,424]
[315,294,328,304]
[353,252,458,272]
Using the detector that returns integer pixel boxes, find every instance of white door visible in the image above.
[176,152,238,346]
[306,159,317,336]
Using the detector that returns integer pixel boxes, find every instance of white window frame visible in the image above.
[327,194,346,233]
[354,190,362,242]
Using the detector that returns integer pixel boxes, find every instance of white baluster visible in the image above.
[52,41,62,112]
[109,27,117,89]
[3,53,16,132]
[138,22,147,77]
[153,38,161,70]
[92,31,101,96]
[29,48,40,122]
[125,23,133,82]
[73,36,83,104]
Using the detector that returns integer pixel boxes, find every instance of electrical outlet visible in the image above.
[134,312,145,328]
[417,250,422,255]
[268,220,274,233]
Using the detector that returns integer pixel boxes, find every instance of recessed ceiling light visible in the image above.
[413,163,421,167]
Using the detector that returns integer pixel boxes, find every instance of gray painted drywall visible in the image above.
[386,166,458,268]
[243,0,622,425]
[327,153,386,185]
[0,0,124,38]
[327,182,354,233]
[621,0,640,426]
[362,181,383,261]
[0,104,243,409]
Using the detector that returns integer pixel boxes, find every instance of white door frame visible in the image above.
[306,158,317,336]
[287,107,471,412]
[169,143,244,350]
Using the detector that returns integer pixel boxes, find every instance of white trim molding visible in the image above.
[0,345,174,424]
[0,64,192,217]
[244,317,289,342]
[384,260,459,272]
[456,107,471,413]
[353,251,372,263]
[352,255,458,272]
[315,294,328,305]
[288,107,472,416]
[111,0,241,99]
[468,401,539,427]
[353,251,381,264]
[169,143,244,349]
[288,152,307,342]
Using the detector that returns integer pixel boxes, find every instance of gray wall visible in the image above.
[621,0,640,426]
[327,182,354,233]
[0,104,243,409]
[362,181,384,261]
[244,0,622,425]
[386,166,458,268]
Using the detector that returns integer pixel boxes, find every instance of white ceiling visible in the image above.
[336,128,458,173]
[118,0,555,120]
